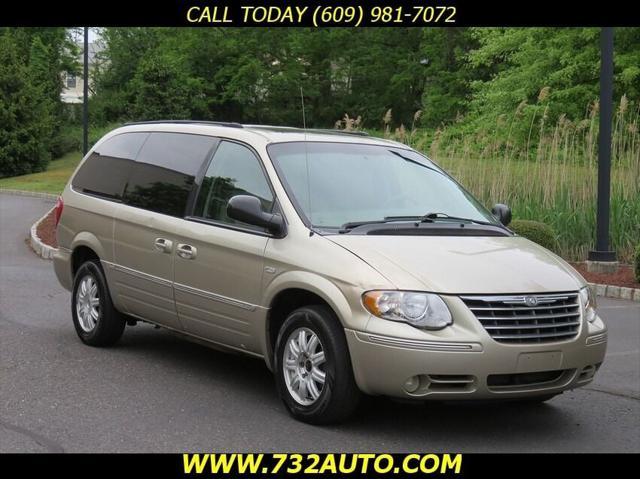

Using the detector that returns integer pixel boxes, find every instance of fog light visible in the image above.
[404,375,420,393]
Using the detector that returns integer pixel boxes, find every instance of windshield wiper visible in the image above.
[339,219,394,231]
[382,213,495,226]
[418,212,497,226]
[340,213,499,233]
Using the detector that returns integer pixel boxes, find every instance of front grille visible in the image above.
[461,293,581,344]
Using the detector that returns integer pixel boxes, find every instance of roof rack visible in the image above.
[310,128,369,137]
[124,120,244,129]
[243,125,369,137]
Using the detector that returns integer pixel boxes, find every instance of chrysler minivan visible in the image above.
[53,121,607,423]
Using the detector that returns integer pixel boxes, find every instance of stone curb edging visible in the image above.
[0,188,59,201]
[30,206,57,260]
[588,282,640,303]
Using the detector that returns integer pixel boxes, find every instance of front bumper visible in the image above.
[345,296,607,399]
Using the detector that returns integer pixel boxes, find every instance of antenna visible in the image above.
[300,86,307,130]
[300,86,313,235]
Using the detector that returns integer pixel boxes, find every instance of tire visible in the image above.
[274,305,361,424]
[71,260,125,347]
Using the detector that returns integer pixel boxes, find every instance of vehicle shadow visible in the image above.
[113,324,582,449]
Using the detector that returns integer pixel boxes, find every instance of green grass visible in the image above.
[0,151,82,194]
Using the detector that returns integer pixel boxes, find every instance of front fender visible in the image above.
[261,270,359,371]
[262,270,353,327]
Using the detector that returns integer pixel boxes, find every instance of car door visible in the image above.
[111,132,217,331]
[173,140,275,353]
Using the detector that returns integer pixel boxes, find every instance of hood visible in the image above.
[328,234,585,294]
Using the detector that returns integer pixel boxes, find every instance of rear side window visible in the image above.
[71,133,148,200]
[194,141,274,229]
[123,133,216,217]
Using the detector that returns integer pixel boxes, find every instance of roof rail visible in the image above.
[243,125,369,137]
[124,120,244,129]
[310,128,369,137]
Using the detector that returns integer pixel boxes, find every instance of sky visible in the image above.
[68,28,101,44]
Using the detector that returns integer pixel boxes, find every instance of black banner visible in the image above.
[0,453,634,477]
[0,0,638,27]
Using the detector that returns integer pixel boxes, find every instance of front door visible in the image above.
[173,140,276,352]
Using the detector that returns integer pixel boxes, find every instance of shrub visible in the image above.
[510,219,559,252]
[50,128,81,158]
[635,244,640,283]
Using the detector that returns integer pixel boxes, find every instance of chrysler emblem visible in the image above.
[524,296,538,306]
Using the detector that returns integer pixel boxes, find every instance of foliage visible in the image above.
[0,33,52,176]
[509,220,559,252]
[50,126,81,159]
[92,28,426,127]
[0,28,77,176]
[423,96,639,263]
[131,55,202,120]
[419,28,479,127]
[635,244,640,282]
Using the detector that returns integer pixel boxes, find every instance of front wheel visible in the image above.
[274,305,361,424]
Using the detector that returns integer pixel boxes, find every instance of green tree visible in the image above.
[420,28,478,127]
[131,54,203,121]
[0,32,53,176]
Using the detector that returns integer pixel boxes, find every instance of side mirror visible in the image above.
[491,203,512,226]
[227,195,285,237]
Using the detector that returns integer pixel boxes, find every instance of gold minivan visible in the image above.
[53,121,607,424]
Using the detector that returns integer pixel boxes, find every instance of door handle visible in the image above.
[176,243,197,260]
[154,237,173,253]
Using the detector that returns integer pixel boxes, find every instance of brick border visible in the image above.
[29,206,57,260]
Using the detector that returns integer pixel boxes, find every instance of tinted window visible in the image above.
[194,141,274,228]
[124,133,216,217]
[72,132,148,200]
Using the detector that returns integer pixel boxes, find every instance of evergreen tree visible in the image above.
[0,32,53,177]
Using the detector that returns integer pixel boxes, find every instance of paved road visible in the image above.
[1,193,639,453]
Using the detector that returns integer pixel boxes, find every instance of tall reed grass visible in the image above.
[378,97,640,263]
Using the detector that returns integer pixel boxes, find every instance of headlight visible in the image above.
[362,291,453,330]
[579,286,597,322]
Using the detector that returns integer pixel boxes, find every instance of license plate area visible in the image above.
[516,351,563,372]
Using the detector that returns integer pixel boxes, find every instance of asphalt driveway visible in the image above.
[1,193,638,452]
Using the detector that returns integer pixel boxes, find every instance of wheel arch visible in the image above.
[262,272,352,370]
[70,232,106,275]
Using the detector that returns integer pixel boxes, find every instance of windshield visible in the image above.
[268,142,498,229]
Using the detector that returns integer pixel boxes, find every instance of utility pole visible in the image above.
[587,27,617,273]
[82,27,89,156]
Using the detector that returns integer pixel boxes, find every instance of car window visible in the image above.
[72,132,148,200]
[269,142,497,228]
[123,133,216,217]
[194,141,274,229]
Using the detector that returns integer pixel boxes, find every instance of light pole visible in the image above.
[587,27,617,273]
[82,27,89,156]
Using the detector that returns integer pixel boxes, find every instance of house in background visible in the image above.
[61,41,103,104]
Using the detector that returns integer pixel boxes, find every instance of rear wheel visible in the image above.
[71,260,125,346]
[274,305,360,424]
